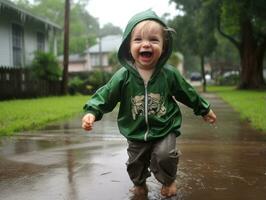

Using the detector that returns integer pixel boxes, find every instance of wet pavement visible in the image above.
[0,93,266,200]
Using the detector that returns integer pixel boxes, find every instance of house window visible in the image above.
[91,54,100,66]
[12,24,24,67]
[37,32,45,51]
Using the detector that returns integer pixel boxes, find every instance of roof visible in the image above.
[0,0,61,30]
[86,35,122,53]
[58,54,86,63]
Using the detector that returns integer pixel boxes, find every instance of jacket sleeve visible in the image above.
[170,67,210,116]
[83,69,125,120]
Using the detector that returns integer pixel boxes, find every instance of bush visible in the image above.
[87,70,112,92]
[68,76,84,95]
[31,51,62,81]
[217,71,239,86]
[68,70,112,95]
[108,51,120,72]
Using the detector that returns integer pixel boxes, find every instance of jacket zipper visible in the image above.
[144,83,150,141]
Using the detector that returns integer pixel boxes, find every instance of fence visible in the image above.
[0,66,61,100]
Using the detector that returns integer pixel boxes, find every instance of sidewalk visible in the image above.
[0,93,266,200]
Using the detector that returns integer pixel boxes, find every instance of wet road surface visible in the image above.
[0,93,266,200]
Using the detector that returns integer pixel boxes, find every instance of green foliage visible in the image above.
[67,71,113,95]
[31,51,62,81]
[217,72,240,86]
[68,36,91,54]
[68,74,94,95]
[30,0,65,25]
[88,70,112,92]
[171,0,266,89]
[170,0,217,57]
[12,0,99,54]
[100,23,122,37]
[68,76,84,95]
[11,0,123,55]
[210,33,239,64]
[68,2,99,53]
[168,52,183,67]
[217,0,266,88]
[220,0,241,35]
[0,95,89,135]
[108,51,120,72]
[220,0,266,38]
[182,54,201,74]
[12,0,32,9]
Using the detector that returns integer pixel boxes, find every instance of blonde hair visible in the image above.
[131,20,175,44]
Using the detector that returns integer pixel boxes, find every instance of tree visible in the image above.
[100,23,122,37]
[12,0,100,54]
[12,0,32,9]
[68,1,99,53]
[209,32,240,80]
[169,0,217,92]
[216,0,266,89]
[171,0,266,89]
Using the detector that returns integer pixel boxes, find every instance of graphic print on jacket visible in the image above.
[131,93,166,120]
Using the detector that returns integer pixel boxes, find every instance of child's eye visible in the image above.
[133,37,142,42]
[150,38,160,42]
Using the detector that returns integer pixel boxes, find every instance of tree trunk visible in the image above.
[217,14,266,89]
[239,48,265,89]
[200,55,206,92]
[238,19,266,89]
[61,0,70,94]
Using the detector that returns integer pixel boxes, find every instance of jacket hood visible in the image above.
[117,9,173,79]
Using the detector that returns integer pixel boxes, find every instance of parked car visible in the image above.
[190,72,202,81]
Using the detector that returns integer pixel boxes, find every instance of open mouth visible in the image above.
[140,51,153,58]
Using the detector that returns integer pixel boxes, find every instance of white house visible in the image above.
[0,0,61,67]
[58,53,91,73]
[86,35,122,69]
[60,35,122,73]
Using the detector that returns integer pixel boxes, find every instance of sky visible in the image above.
[86,0,178,30]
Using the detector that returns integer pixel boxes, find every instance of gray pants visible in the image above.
[126,133,179,186]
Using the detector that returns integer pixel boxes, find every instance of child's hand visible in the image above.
[203,109,216,124]
[82,113,96,131]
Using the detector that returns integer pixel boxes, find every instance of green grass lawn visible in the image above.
[0,95,89,136]
[208,86,266,132]
[1,87,265,136]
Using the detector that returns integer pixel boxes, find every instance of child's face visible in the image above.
[130,20,164,70]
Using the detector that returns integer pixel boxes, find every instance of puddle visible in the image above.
[0,94,266,200]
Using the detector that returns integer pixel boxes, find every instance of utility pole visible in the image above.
[99,35,102,67]
[61,0,70,94]
[97,20,103,67]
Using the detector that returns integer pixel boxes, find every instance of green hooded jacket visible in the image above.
[84,9,210,141]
